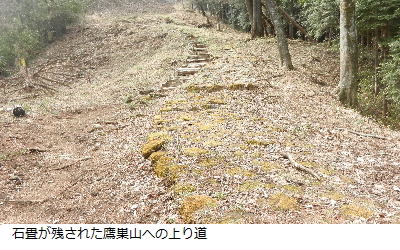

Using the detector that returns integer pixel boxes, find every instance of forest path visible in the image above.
[1,0,400,224]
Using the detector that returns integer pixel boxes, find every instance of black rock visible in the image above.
[13,106,25,117]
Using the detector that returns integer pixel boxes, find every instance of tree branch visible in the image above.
[280,151,321,180]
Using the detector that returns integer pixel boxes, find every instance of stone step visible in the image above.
[187,63,207,68]
[187,54,210,59]
[192,47,208,52]
[190,43,207,48]
[187,58,209,63]
[177,68,200,76]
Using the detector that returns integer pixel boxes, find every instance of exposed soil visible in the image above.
[1,0,400,224]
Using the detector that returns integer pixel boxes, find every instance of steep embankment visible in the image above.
[1,1,399,224]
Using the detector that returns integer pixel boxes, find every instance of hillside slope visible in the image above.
[1,1,399,224]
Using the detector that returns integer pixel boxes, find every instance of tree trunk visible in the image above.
[251,0,264,38]
[374,26,379,96]
[246,0,253,30]
[265,0,293,69]
[336,0,358,107]
[277,6,309,40]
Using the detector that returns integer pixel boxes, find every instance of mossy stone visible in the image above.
[206,84,225,93]
[180,195,218,223]
[229,83,259,91]
[153,156,175,177]
[149,151,168,163]
[141,139,165,159]
[148,132,171,141]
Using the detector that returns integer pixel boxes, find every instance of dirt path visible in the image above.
[0,0,192,224]
[1,1,400,224]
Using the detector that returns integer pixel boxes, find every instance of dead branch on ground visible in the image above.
[52,156,91,170]
[281,151,321,181]
[337,128,389,140]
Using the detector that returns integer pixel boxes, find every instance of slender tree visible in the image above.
[251,0,264,38]
[265,0,293,69]
[246,0,253,27]
[335,0,358,106]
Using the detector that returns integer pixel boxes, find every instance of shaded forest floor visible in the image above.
[1,0,400,224]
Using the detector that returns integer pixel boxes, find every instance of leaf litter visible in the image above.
[0,0,399,224]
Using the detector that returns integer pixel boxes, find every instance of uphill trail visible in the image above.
[1,0,400,224]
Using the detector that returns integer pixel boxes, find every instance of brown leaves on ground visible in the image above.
[1,0,400,224]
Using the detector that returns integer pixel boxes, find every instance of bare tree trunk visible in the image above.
[265,0,293,69]
[335,0,358,107]
[374,26,379,96]
[246,0,253,30]
[252,0,264,38]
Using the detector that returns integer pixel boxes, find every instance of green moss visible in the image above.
[217,211,245,224]
[208,98,226,105]
[238,181,274,192]
[180,114,193,121]
[321,191,344,201]
[320,168,337,176]
[0,149,29,160]
[246,139,275,146]
[252,152,263,158]
[265,126,284,132]
[199,123,216,131]
[283,185,303,194]
[149,151,168,163]
[339,205,374,219]
[153,156,175,177]
[340,175,357,184]
[207,178,220,185]
[154,115,171,125]
[148,132,172,141]
[172,183,197,196]
[183,147,209,156]
[203,140,223,147]
[228,83,258,91]
[256,198,269,208]
[298,161,318,168]
[252,160,281,172]
[233,150,245,157]
[180,195,218,223]
[206,84,225,93]
[186,85,201,92]
[160,107,172,112]
[141,139,165,159]
[226,167,255,177]
[166,99,187,105]
[268,192,300,211]
[151,152,186,183]
[163,126,180,131]
[198,158,221,167]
